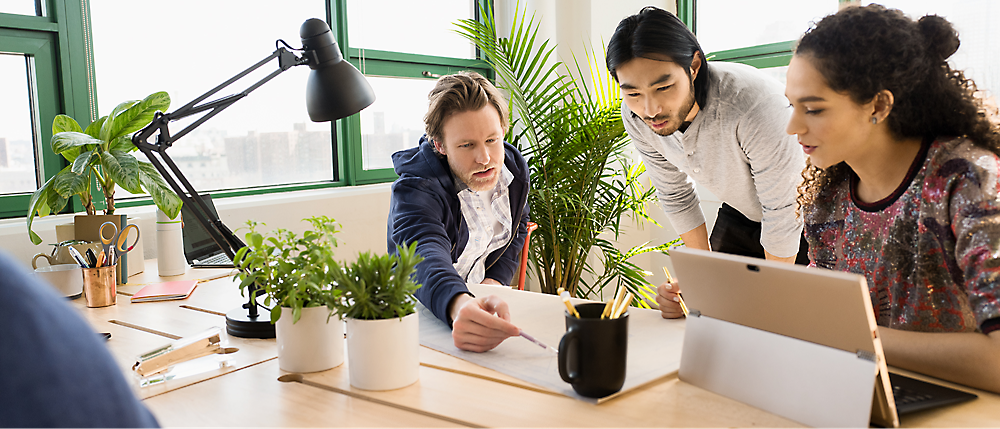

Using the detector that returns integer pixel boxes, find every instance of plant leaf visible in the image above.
[52,115,83,134]
[100,91,170,142]
[108,135,137,153]
[51,132,101,160]
[84,116,107,139]
[52,167,89,199]
[25,172,67,245]
[71,150,96,174]
[102,150,142,194]
[136,161,182,219]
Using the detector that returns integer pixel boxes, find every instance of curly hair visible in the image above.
[793,4,1000,213]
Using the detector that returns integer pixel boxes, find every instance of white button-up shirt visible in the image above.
[453,166,514,284]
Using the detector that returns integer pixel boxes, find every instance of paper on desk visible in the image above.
[417,283,686,403]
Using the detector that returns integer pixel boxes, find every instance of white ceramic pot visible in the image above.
[275,305,344,373]
[346,311,419,390]
[32,263,84,298]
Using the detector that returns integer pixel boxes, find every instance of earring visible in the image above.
[871,117,878,125]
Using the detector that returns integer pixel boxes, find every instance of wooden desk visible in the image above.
[70,260,1000,427]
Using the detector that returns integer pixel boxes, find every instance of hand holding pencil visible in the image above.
[656,267,688,319]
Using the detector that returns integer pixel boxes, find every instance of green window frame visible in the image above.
[331,1,492,185]
[0,0,93,218]
[1,0,491,219]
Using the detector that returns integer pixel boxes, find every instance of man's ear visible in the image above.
[690,51,702,80]
[432,138,447,156]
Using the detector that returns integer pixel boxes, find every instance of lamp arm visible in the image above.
[131,46,307,317]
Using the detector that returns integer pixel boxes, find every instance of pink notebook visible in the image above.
[131,280,199,303]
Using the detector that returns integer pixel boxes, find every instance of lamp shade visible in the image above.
[300,18,376,122]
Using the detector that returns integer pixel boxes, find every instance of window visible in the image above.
[0,2,44,16]
[90,1,331,199]
[0,1,91,218]
[863,0,999,96]
[1,1,488,218]
[337,0,490,184]
[0,54,37,195]
[681,0,842,72]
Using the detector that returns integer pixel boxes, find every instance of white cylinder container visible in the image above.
[275,306,345,373]
[156,209,187,276]
[346,312,419,390]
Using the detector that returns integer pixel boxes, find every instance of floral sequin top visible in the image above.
[804,137,1000,334]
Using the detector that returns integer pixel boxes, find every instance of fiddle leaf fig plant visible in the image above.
[233,216,343,325]
[26,91,182,244]
[328,242,423,320]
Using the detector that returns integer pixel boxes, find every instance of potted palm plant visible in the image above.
[234,216,344,373]
[456,3,677,306]
[26,91,183,245]
[327,242,423,391]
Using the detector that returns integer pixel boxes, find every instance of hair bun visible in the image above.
[918,15,960,61]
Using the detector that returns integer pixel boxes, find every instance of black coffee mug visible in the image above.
[558,302,628,397]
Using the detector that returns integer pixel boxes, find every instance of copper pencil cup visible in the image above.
[82,264,117,307]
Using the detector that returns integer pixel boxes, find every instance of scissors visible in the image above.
[99,221,140,266]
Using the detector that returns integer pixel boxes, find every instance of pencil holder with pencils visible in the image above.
[82,264,117,307]
[558,302,628,398]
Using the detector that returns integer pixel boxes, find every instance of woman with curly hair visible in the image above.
[785,4,1000,392]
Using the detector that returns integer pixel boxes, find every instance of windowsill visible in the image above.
[0,183,392,234]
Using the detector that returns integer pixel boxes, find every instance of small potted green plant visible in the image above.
[328,242,423,390]
[233,216,344,373]
[26,91,183,245]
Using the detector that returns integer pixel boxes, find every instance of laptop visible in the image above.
[669,248,976,428]
[181,194,235,268]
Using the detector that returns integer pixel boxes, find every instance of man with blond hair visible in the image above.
[388,71,529,352]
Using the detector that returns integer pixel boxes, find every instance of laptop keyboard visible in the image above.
[893,384,934,406]
[889,372,977,415]
[196,253,234,266]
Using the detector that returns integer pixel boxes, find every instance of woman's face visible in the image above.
[785,55,877,169]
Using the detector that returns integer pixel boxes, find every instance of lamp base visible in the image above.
[226,307,276,339]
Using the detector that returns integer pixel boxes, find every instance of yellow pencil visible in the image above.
[662,267,689,316]
[609,286,625,317]
[558,289,580,318]
[601,297,615,319]
[198,271,236,283]
[613,292,632,319]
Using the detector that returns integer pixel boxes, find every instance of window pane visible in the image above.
[863,0,1000,95]
[756,65,788,86]
[0,53,38,195]
[697,0,836,54]
[90,1,331,197]
[0,1,42,16]
[347,0,475,59]
[360,76,436,170]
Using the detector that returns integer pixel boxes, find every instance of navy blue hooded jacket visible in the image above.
[0,250,159,427]
[388,135,530,326]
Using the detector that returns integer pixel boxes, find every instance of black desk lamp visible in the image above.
[132,18,375,338]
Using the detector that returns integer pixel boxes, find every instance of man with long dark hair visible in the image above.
[607,7,806,318]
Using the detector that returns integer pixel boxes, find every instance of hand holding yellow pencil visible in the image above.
[662,267,689,316]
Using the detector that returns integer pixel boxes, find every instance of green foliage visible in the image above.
[327,242,424,320]
[26,91,182,244]
[455,2,670,306]
[233,216,343,325]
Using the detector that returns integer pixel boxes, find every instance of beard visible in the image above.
[452,160,502,192]
[644,80,697,136]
